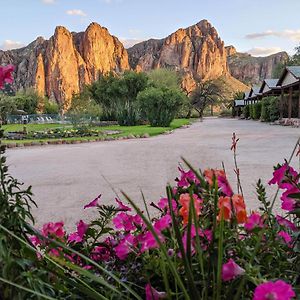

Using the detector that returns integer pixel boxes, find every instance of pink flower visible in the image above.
[113,212,135,231]
[218,174,233,197]
[281,187,298,212]
[115,234,136,260]
[276,215,297,231]
[253,280,295,300]
[30,235,41,247]
[177,167,199,188]
[42,222,65,239]
[84,194,101,209]
[278,231,293,247]
[154,214,172,231]
[157,197,177,211]
[115,198,131,211]
[140,229,164,252]
[145,283,166,300]
[91,246,110,261]
[222,259,245,282]
[0,65,14,89]
[269,164,298,188]
[68,220,89,244]
[244,212,264,231]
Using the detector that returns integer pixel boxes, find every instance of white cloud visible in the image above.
[119,38,145,48]
[0,40,25,51]
[66,9,87,17]
[245,29,300,41]
[246,47,283,57]
[42,0,55,4]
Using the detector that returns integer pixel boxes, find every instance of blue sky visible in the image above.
[2,0,300,56]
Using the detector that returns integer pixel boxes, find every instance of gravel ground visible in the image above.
[6,118,300,230]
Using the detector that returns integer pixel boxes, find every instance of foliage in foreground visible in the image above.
[0,130,300,299]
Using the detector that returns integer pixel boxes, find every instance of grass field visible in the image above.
[2,119,193,144]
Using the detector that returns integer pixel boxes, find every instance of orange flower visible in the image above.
[232,194,247,223]
[179,193,202,224]
[217,194,247,224]
[217,196,232,221]
[204,169,226,186]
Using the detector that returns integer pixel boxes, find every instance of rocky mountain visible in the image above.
[0,22,129,110]
[127,20,239,94]
[0,19,288,108]
[226,48,288,85]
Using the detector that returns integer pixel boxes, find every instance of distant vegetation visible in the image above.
[272,45,300,78]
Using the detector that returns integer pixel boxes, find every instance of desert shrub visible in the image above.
[147,68,181,89]
[138,86,186,126]
[244,104,250,118]
[252,102,262,120]
[219,108,232,117]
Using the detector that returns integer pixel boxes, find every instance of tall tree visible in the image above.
[190,80,224,119]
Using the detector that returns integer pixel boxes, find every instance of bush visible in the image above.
[243,105,250,118]
[252,102,262,120]
[43,99,60,114]
[138,87,186,127]
[261,98,271,122]
[269,97,280,121]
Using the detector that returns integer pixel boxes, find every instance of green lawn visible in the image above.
[2,119,193,145]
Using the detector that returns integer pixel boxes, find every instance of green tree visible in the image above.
[138,86,186,127]
[190,80,224,119]
[0,95,17,124]
[11,90,40,114]
[43,99,60,114]
[90,71,148,125]
[147,68,181,89]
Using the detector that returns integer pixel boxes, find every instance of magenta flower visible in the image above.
[276,215,297,231]
[145,283,166,300]
[281,187,298,212]
[115,198,131,211]
[154,214,172,231]
[0,65,14,89]
[140,229,164,252]
[218,175,233,197]
[113,212,136,231]
[91,246,110,261]
[115,234,136,260]
[42,222,65,239]
[157,197,177,211]
[221,259,245,282]
[278,231,293,247]
[177,167,199,188]
[269,164,298,188]
[253,280,295,300]
[68,220,89,244]
[244,212,264,231]
[84,194,101,209]
[30,235,41,247]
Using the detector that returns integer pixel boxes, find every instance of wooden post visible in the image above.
[280,89,284,119]
[298,83,300,119]
[288,86,292,119]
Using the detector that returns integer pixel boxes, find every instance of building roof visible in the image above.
[259,79,280,94]
[234,100,245,107]
[248,85,261,99]
[287,66,300,79]
[265,79,279,89]
[277,66,300,86]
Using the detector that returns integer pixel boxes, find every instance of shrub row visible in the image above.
[243,96,280,122]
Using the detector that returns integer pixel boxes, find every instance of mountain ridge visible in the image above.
[0,19,288,108]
